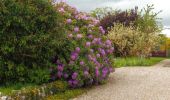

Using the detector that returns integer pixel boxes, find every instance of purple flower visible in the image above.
[98,48,102,52]
[104,58,109,63]
[80,61,84,65]
[108,49,113,54]
[72,72,78,79]
[110,47,114,52]
[92,57,97,62]
[102,67,108,78]
[95,67,100,77]
[68,34,73,38]
[99,26,106,34]
[75,15,79,19]
[86,42,91,47]
[99,26,103,30]
[106,45,111,48]
[106,49,110,54]
[59,8,65,13]
[101,30,105,34]
[94,38,98,42]
[68,80,73,86]
[101,49,106,56]
[57,71,63,78]
[92,38,99,45]
[72,80,78,85]
[76,34,83,39]
[81,15,88,20]
[95,69,99,77]
[84,71,89,76]
[64,73,68,79]
[102,67,109,78]
[74,27,79,32]
[95,62,101,67]
[57,65,64,71]
[96,53,100,58]
[56,60,60,64]
[73,52,78,56]
[88,34,93,39]
[71,55,77,61]
[88,55,93,60]
[69,60,74,65]
[92,19,98,24]
[102,67,108,74]
[75,47,81,53]
[66,19,72,24]
[106,40,112,46]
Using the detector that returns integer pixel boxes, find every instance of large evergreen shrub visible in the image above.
[0,0,65,84]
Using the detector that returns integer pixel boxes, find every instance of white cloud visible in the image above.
[162,29,170,37]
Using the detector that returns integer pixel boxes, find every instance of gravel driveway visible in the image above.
[73,59,170,100]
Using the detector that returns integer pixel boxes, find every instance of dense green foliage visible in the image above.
[0,0,65,84]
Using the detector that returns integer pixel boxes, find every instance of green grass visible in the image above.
[46,88,88,100]
[114,57,166,68]
[0,81,87,100]
[0,83,37,95]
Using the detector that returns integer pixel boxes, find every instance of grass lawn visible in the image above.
[46,88,88,100]
[0,83,37,95]
[0,81,88,100]
[114,57,166,68]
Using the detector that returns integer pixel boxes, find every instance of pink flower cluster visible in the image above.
[50,2,115,88]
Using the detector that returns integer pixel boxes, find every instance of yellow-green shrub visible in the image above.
[107,24,160,57]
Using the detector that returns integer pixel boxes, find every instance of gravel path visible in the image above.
[73,59,170,100]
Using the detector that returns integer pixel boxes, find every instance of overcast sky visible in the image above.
[57,0,170,37]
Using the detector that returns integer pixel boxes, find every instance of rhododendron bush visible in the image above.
[50,2,114,88]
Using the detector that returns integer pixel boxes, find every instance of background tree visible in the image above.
[91,7,138,33]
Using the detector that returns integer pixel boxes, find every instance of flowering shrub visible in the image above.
[50,2,114,88]
[107,23,160,57]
